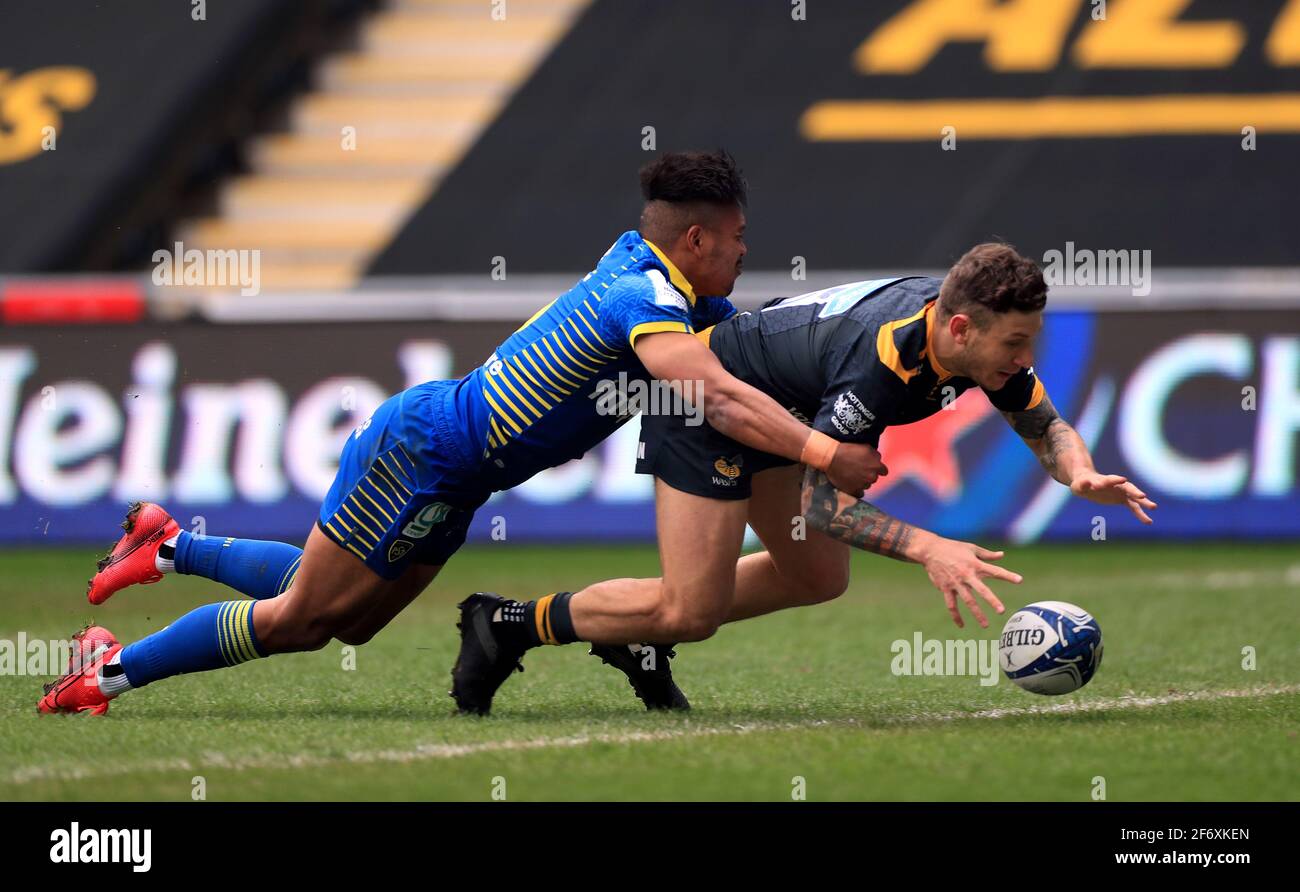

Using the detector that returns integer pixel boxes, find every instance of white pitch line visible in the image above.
[7,684,1298,786]
[891,683,1300,723]
[1031,565,1300,592]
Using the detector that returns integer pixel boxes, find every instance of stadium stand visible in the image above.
[0,0,590,289]
[175,0,592,291]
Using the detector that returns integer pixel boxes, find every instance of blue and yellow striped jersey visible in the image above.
[449,230,735,490]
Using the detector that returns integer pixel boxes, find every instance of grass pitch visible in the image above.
[2,541,1297,801]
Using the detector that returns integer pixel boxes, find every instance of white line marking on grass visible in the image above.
[9,684,1298,785]
[1147,565,1300,590]
[895,684,1300,722]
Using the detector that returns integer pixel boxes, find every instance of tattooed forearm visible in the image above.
[1002,393,1060,439]
[802,467,919,561]
[1037,419,1076,479]
[1002,395,1091,484]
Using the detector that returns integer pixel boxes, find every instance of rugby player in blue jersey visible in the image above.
[455,243,1158,714]
[38,151,887,716]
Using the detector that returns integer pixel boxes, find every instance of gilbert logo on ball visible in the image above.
[998,601,1103,695]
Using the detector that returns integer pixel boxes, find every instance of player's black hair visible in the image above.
[639,150,748,207]
[939,242,1047,324]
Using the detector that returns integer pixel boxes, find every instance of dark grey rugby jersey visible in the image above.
[705,277,1046,447]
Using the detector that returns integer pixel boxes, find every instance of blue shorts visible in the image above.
[318,381,490,580]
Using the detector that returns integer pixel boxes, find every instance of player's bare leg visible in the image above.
[255,524,439,651]
[334,562,442,646]
[450,480,749,714]
[569,467,846,709]
[545,466,847,635]
[726,464,851,622]
[568,479,749,643]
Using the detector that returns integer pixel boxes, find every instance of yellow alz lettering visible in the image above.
[856,0,1079,73]
[1073,0,1245,68]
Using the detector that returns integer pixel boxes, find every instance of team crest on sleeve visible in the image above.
[831,391,874,435]
[646,269,689,312]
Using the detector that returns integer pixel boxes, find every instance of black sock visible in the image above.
[536,591,578,645]
[492,593,579,647]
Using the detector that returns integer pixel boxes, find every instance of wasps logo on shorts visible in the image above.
[714,455,742,477]
[712,454,743,486]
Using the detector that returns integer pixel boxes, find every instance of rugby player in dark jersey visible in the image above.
[456,243,1156,713]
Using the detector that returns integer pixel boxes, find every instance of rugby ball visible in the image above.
[999,601,1103,695]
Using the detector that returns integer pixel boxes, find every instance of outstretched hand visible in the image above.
[1070,471,1157,524]
[919,538,1020,629]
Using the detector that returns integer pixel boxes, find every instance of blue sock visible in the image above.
[119,601,266,689]
[173,531,302,600]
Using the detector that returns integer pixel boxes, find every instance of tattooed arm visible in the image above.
[801,465,931,562]
[1002,393,1158,523]
[999,392,1092,486]
[801,465,1021,628]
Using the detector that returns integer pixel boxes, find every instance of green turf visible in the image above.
[2,542,1297,801]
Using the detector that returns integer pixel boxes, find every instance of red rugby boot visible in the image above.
[38,641,123,716]
[67,624,120,674]
[87,502,180,605]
